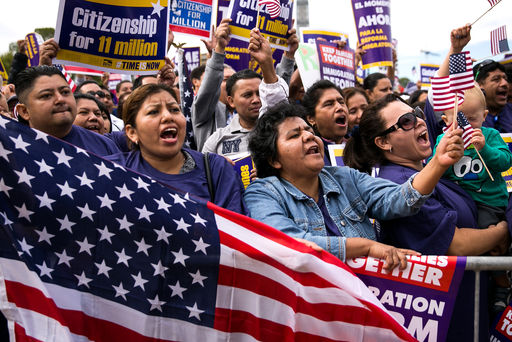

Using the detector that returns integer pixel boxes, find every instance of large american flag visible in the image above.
[0,116,414,341]
[258,0,281,18]
[177,49,197,150]
[490,25,510,56]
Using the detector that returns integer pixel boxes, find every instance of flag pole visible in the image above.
[475,148,495,181]
[256,4,261,29]
[453,93,459,130]
[471,0,502,26]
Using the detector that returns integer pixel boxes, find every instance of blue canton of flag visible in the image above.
[0,115,220,339]
[177,49,197,150]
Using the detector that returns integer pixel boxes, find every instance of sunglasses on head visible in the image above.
[87,91,106,98]
[376,106,425,138]
[474,59,497,81]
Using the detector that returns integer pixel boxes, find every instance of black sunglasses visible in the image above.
[376,106,425,138]
[87,91,106,98]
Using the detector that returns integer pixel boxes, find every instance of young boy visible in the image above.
[433,85,512,315]
[433,85,512,229]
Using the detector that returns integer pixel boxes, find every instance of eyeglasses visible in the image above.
[376,106,425,138]
[87,91,106,98]
[474,59,497,81]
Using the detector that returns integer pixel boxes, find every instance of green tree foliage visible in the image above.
[0,52,13,79]
[399,77,411,88]
[34,28,55,41]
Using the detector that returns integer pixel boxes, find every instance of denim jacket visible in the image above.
[244,166,430,261]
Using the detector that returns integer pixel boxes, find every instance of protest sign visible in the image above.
[348,255,466,342]
[351,0,392,69]
[295,43,320,91]
[25,33,44,67]
[316,41,356,89]
[501,133,512,192]
[227,0,293,51]
[232,153,254,189]
[216,0,283,71]
[0,58,8,85]
[328,143,346,167]
[183,47,201,73]
[420,64,439,88]
[491,304,512,341]
[170,0,213,39]
[300,28,349,45]
[54,0,169,75]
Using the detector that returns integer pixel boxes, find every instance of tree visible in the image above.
[399,77,411,88]
[34,28,55,41]
[0,52,13,79]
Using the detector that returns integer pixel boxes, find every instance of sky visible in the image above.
[1,0,510,80]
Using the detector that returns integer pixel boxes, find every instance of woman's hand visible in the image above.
[367,241,420,271]
[433,127,464,167]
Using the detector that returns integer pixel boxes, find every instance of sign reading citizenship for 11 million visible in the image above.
[54,0,169,75]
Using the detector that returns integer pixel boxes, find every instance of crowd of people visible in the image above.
[2,19,512,340]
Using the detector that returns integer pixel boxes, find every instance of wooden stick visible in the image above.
[453,93,459,130]
[471,0,502,26]
[256,4,261,29]
[475,148,495,181]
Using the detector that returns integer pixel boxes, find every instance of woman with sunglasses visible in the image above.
[244,102,466,270]
[344,94,509,341]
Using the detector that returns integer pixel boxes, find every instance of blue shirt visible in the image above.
[105,148,247,214]
[63,125,120,156]
[244,166,429,261]
[483,103,512,133]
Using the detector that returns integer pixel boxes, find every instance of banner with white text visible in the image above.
[316,41,356,89]
[54,0,169,75]
[348,255,466,342]
[170,0,213,39]
[351,0,392,69]
[227,0,293,51]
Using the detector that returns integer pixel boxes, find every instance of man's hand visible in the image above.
[215,19,231,54]
[39,39,59,66]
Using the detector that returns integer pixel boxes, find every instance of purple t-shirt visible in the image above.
[378,162,489,341]
[63,125,120,156]
[105,148,247,214]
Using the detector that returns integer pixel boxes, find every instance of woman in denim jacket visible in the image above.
[244,102,465,269]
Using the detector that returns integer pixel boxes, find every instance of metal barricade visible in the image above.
[465,256,512,342]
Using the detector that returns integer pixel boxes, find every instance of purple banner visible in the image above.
[233,154,254,189]
[420,64,439,88]
[216,0,283,72]
[348,256,466,342]
[183,46,201,73]
[316,41,355,89]
[300,28,349,46]
[351,0,392,69]
[25,33,44,67]
[227,0,293,51]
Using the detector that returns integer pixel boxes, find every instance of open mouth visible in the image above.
[160,127,178,142]
[85,125,100,132]
[306,145,320,155]
[335,116,346,126]
[417,130,429,144]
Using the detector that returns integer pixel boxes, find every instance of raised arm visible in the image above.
[248,28,289,116]
[437,24,472,77]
